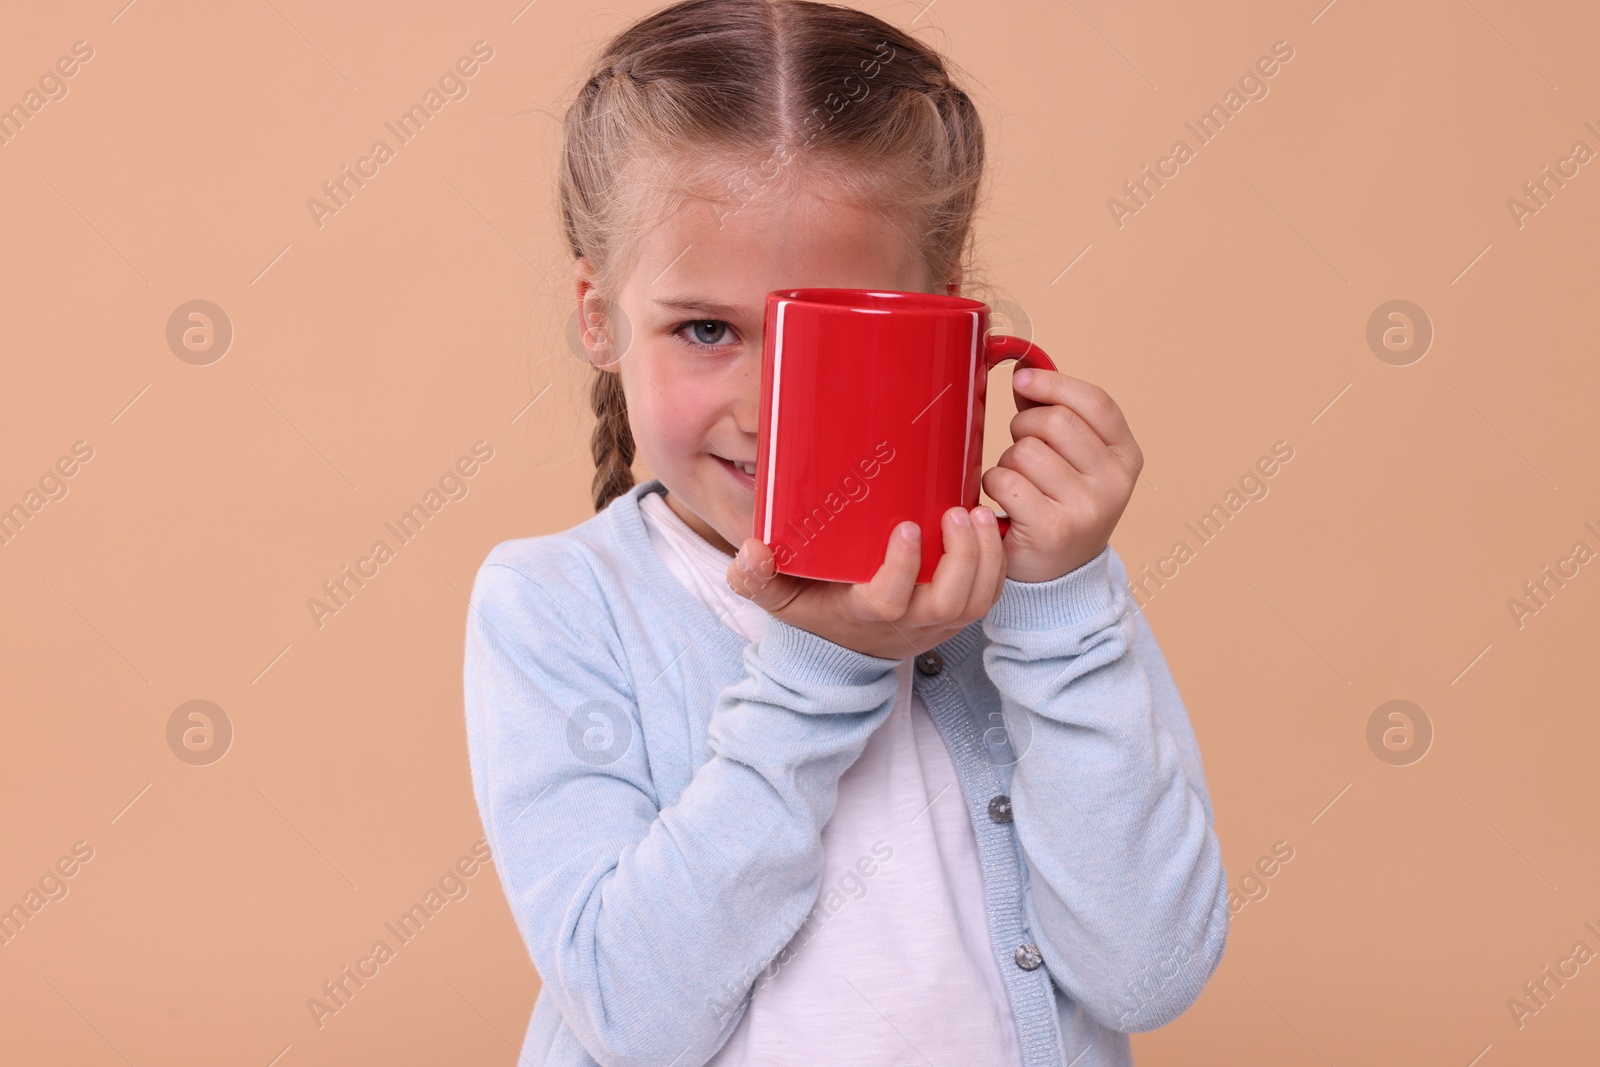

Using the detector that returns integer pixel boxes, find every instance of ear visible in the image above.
[573,258,623,372]
[944,266,965,296]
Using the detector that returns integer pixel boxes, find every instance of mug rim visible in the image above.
[769,287,987,315]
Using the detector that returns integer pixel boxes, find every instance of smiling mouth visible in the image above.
[713,455,757,484]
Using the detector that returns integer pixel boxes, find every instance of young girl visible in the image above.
[464,2,1228,1064]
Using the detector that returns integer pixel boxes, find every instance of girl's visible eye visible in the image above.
[674,319,738,353]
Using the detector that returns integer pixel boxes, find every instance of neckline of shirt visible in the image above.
[639,490,740,574]
[608,480,749,663]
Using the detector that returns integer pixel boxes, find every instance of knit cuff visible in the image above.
[987,545,1122,633]
[756,615,903,688]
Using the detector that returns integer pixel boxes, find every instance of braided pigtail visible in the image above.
[589,368,636,513]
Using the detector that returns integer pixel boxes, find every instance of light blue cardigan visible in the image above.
[463,478,1229,1067]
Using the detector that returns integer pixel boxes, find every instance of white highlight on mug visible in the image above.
[959,309,978,508]
[762,300,789,545]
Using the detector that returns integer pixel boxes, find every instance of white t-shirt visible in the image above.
[639,491,1024,1067]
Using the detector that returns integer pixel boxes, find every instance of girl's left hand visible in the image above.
[981,368,1144,584]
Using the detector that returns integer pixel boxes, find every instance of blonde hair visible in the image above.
[558,0,989,512]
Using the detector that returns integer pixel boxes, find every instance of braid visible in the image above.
[589,369,636,512]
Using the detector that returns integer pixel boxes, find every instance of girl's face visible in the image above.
[578,184,940,556]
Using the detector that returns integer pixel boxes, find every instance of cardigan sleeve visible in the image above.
[463,552,902,1067]
[979,544,1230,1033]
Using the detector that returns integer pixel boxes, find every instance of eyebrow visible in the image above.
[651,297,747,319]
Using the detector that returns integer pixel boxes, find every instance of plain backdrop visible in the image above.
[1,1,1597,1064]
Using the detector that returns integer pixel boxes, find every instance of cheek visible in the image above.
[624,354,718,463]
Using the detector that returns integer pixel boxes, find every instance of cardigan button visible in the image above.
[1015,943,1043,971]
[914,650,945,676]
[988,795,1013,823]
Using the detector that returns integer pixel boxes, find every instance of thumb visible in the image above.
[726,537,800,612]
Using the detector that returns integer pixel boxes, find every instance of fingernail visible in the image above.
[899,522,920,542]
[735,545,753,574]
[973,507,996,526]
[950,507,970,528]
[1014,369,1034,388]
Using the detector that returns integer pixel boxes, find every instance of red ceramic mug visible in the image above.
[753,288,1058,584]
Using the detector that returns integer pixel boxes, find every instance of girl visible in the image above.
[464,2,1228,1064]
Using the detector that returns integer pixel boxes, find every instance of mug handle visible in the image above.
[983,334,1058,537]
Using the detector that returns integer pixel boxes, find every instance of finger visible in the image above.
[1009,403,1118,480]
[851,520,922,624]
[727,538,802,613]
[996,434,1092,508]
[989,505,1010,600]
[994,525,1009,601]
[965,506,1006,616]
[982,463,1055,530]
[911,506,980,622]
[1013,370,1143,470]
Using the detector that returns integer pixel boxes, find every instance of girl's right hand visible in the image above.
[725,505,1007,660]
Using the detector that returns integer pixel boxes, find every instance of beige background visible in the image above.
[2,0,1597,1063]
